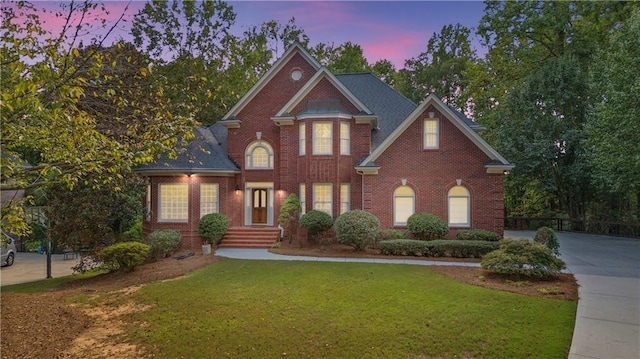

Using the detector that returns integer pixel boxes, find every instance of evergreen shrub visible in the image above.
[99,241,150,272]
[534,226,560,255]
[334,210,380,251]
[198,213,229,245]
[147,229,182,261]
[407,212,449,240]
[455,229,501,242]
[481,238,566,278]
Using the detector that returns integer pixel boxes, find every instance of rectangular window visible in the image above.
[313,122,332,155]
[340,183,350,215]
[449,197,470,226]
[340,122,350,155]
[159,183,188,222]
[145,184,152,221]
[200,183,219,218]
[299,123,306,156]
[313,183,332,216]
[423,119,439,149]
[299,183,306,215]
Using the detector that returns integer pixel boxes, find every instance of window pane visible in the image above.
[299,183,306,215]
[313,122,332,155]
[160,184,188,222]
[200,184,218,217]
[299,123,306,156]
[340,122,350,155]
[246,141,273,169]
[252,147,268,168]
[313,183,332,216]
[449,197,469,225]
[424,119,439,149]
[394,197,414,224]
[340,183,350,215]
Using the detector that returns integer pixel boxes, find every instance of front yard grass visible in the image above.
[128,259,576,358]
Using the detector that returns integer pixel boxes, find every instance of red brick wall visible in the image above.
[363,106,505,236]
[142,175,238,250]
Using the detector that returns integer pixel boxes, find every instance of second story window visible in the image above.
[313,122,332,155]
[245,141,274,169]
[340,122,350,155]
[423,119,439,149]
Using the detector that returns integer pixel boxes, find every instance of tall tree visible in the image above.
[1,1,193,234]
[327,42,369,74]
[401,24,477,110]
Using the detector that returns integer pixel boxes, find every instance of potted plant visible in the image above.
[198,213,229,255]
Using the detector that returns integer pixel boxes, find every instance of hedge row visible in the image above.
[378,239,500,258]
[455,229,501,242]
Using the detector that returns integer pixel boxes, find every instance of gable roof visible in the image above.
[221,43,322,121]
[273,67,374,118]
[135,126,239,176]
[358,93,513,169]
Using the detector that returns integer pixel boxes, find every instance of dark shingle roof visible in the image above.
[135,126,239,174]
[335,73,417,149]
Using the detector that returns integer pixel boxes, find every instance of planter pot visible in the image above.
[202,244,212,255]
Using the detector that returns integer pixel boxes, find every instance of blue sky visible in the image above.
[33,1,487,68]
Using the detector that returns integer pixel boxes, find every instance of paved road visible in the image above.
[0,252,79,286]
[508,230,640,359]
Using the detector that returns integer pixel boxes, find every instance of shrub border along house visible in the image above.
[379,239,499,258]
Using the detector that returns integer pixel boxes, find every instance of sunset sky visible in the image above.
[31,1,487,68]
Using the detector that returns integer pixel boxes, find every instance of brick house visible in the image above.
[136,44,514,249]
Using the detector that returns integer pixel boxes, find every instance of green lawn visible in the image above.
[128,259,576,358]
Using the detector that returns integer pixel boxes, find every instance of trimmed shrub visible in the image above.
[99,241,150,273]
[377,229,407,241]
[534,226,560,256]
[334,210,380,251]
[198,213,229,245]
[407,212,449,240]
[147,229,182,262]
[299,210,333,243]
[379,239,498,258]
[481,238,566,279]
[456,229,501,242]
[278,194,301,244]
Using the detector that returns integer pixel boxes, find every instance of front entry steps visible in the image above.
[219,227,280,248]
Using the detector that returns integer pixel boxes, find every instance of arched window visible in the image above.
[394,186,415,226]
[245,141,274,169]
[448,186,470,227]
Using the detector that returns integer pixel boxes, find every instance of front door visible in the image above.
[252,189,268,224]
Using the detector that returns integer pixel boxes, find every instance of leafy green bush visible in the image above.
[334,210,380,251]
[299,210,333,243]
[481,239,566,278]
[455,229,501,242]
[124,220,143,241]
[407,212,449,240]
[147,229,182,262]
[377,229,407,241]
[198,213,229,245]
[534,226,560,256]
[378,239,498,258]
[278,194,301,244]
[99,241,150,273]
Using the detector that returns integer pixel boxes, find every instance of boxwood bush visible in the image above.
[481,238,566,278]
[407,212,449,240]
[379,239,499,258]
[455,229,501,242]
[334,210,380,251]
[377,229,407,241]
[198,213,229,245]
[99,241,150,273]
[147,229,182,262]
[534,226,560,256]
[299,210,333,243]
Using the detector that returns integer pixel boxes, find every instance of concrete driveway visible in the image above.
[0,252,79,287]
[507,230,640,359]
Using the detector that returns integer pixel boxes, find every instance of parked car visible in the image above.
[1,231,17,267]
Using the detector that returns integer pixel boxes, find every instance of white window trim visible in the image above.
[340,122,350,155]
[423,118,439,149]
[448,186,470,227]
[245,141,274,169]
[159,183,189,223]
[200,183,219,218]
[313,122,333,155]
[145,184,152,221]
[299,123,306,156]
[393,186,415,226]
[313,183,333,217]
